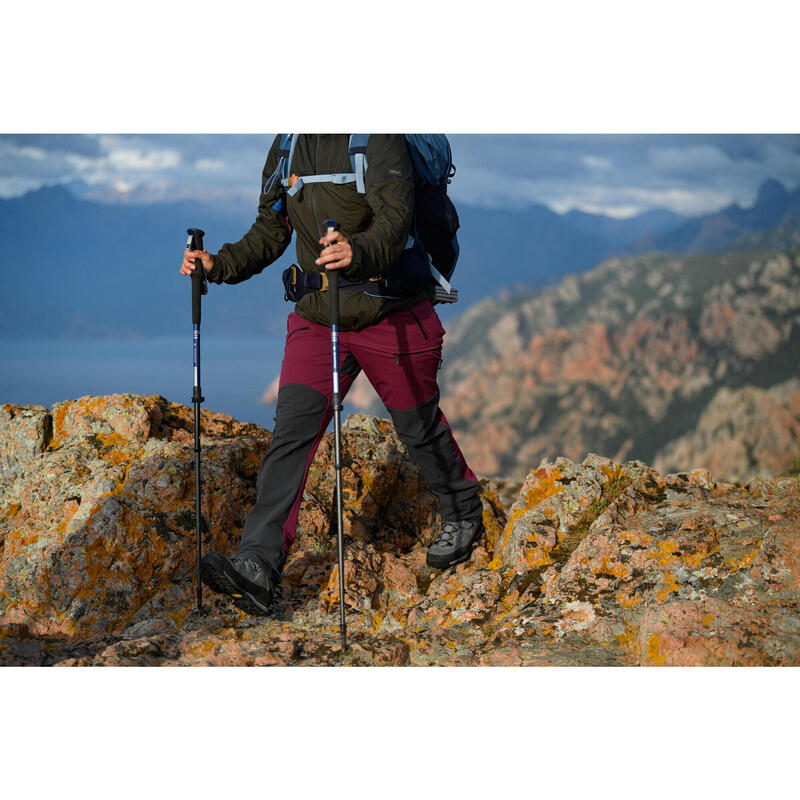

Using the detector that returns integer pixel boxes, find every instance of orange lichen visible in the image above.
[645,634,667,666]
[594,557,630,579]
[614,620,639,652]
[490,468,565,564]
[724,548,761,570]
[184,640,219,659]
[96,432,131,464]
[615,591,641,609]
[0,504,22,523]
[618,528,653,548]
[656,572,681,603]
[48,403,70,450]
[654,540,681,566]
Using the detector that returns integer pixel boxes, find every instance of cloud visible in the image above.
[194,158,226,171]
[0,133,273,206]
[1,133,103,157]
[2,133,800,219]
[582,155,613,171]
[106,146,181,171]
[450,134,800,216]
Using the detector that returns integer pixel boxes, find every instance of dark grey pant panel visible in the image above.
[388,392,483,523]
[341,352,362,380]
[237,383,329,577]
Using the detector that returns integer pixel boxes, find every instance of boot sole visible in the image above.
[426,529,483,570]
[200,553,274,617]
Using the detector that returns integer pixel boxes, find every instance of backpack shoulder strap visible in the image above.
[282,134,298,180]
[348,134,370,194]
[263,134,295,196]
[268,134,371,198]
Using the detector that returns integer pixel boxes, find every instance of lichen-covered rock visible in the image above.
[485,470,800,666]
[1,395,799,666]
[0,394,272,638]
[0,404,52,500]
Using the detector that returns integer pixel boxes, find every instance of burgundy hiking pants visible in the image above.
[237,298,483,577]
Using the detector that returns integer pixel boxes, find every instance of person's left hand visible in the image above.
[316,230,352,270]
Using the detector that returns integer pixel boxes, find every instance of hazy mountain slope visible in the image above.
[652,378,800,483]
[0,185,295,339]
[438,239,800,479]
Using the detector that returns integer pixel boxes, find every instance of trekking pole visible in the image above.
[187,227,207,613]
[324,219,347,652]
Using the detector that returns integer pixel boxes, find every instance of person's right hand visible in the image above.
[180,249,214,276]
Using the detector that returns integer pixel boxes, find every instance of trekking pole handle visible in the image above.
[324,219,341,327]
[187,228,206,325]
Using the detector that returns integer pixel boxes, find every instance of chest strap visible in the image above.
[264,134,370,199]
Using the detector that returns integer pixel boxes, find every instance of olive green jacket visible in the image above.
[207,134,424,330]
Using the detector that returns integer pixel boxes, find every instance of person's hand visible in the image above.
[180,249,213,276]
[316,230,352,271]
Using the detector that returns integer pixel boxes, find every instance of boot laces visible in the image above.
[433,522,461,547]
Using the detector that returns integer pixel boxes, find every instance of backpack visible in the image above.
[265,134,460,303]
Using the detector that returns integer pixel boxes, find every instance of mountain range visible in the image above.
[628,178,800,255]
[0,182,690,339]
[5,177,800,342]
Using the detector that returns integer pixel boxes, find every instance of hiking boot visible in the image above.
[426,519,484,569]
[200,552,276,616]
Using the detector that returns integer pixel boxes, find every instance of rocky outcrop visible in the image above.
[439,246,800,479]
[1,395,798,666]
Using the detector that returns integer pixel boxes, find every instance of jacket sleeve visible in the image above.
[344,134,414,281]
[207,135,293,285]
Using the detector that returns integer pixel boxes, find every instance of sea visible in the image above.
[0,335,286,429]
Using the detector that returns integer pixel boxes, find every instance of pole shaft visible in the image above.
[328,266,347,653]
[194,399,202,612]
[333,389,346,649]
[188,227,205,615]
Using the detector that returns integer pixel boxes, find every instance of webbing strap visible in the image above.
[264,134,293,195]
[269,134,370,197]
[284,173,358,197]
[349,134,369,194]
[285,134,298,178]
[428,261,453,294]
[354,153,366,193]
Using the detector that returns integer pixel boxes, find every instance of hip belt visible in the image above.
[282,264,382,302]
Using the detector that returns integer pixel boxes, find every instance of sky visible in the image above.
[2,134,800,219]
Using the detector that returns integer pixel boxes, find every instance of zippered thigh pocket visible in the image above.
[393,346,442,369]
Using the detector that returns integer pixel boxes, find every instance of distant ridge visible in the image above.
[627,178,800,255]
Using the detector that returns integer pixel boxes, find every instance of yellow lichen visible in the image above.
[656,572,681,603]
[0,504,22,523]
[654,540,681,566]
[724,548,760,570]
[615,591,641,609]
[491,468,565,564]
[645,634,667,666]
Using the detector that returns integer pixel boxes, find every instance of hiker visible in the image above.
[180,134,484,615]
